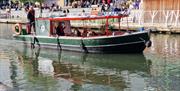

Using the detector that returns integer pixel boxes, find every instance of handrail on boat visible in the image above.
[35,14,128,21]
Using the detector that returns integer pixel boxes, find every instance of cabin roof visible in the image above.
[36,15,127,21]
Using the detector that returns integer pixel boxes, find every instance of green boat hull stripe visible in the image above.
[16,39,145,48]
[39,40,145,47]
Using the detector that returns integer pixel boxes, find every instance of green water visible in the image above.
[0,24,180,91]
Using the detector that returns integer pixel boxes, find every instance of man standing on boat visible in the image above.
[27,6,35,34]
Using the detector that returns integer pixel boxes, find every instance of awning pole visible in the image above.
[126,16,129,32]
[105,17,109,35]
[118,17,121,31]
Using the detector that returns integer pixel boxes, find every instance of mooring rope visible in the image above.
[80,38,88,53]
[57,36,62,50]
[31,35,40,49]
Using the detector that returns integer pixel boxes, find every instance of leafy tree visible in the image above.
[33,0,44,3]
[19,0,44,3]
[19,0,27,3]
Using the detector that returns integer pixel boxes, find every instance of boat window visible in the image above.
[50,21,72,37]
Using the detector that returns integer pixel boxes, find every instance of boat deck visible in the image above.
[20,31,148,40]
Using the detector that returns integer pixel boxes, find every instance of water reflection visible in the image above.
[0,24,14,39]
[144,34,180,91]
[14,46,151,91]
[146,34,180,60]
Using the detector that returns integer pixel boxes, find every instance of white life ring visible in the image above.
[13,23,22,35]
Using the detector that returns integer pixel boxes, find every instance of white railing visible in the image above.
[1,8,180,28]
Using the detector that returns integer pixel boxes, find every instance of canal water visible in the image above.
[0,24,180,91]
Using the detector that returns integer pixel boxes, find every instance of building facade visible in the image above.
[44,0,65,7]
[143,0,180,10]
[142,0,180,26]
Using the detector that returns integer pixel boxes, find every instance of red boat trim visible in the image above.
[49,15,127,21]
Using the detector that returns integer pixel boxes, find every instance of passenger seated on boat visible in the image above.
[73,28,81,37]
[55,22,65,36]
[87,31,97,37]
[81,29,88,37]
[63,10,66,16]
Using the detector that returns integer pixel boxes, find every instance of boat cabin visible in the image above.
[35,18,72,36]
[35,15,127,37]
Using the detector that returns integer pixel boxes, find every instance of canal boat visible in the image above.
[13,15,151,53]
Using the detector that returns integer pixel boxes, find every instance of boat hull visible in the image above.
[13,31,150,53]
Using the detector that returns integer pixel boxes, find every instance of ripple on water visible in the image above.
[0,49,13,88]
[0,43,25,90]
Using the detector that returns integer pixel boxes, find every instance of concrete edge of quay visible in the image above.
[0,19,26,24]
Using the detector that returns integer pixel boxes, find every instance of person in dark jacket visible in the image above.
[55,22,65,36]
[27,6,35,34]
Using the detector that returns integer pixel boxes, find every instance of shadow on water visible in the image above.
[13,45,152,91]
[16,45,151,73]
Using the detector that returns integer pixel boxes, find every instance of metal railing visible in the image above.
[130,10,180,27]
